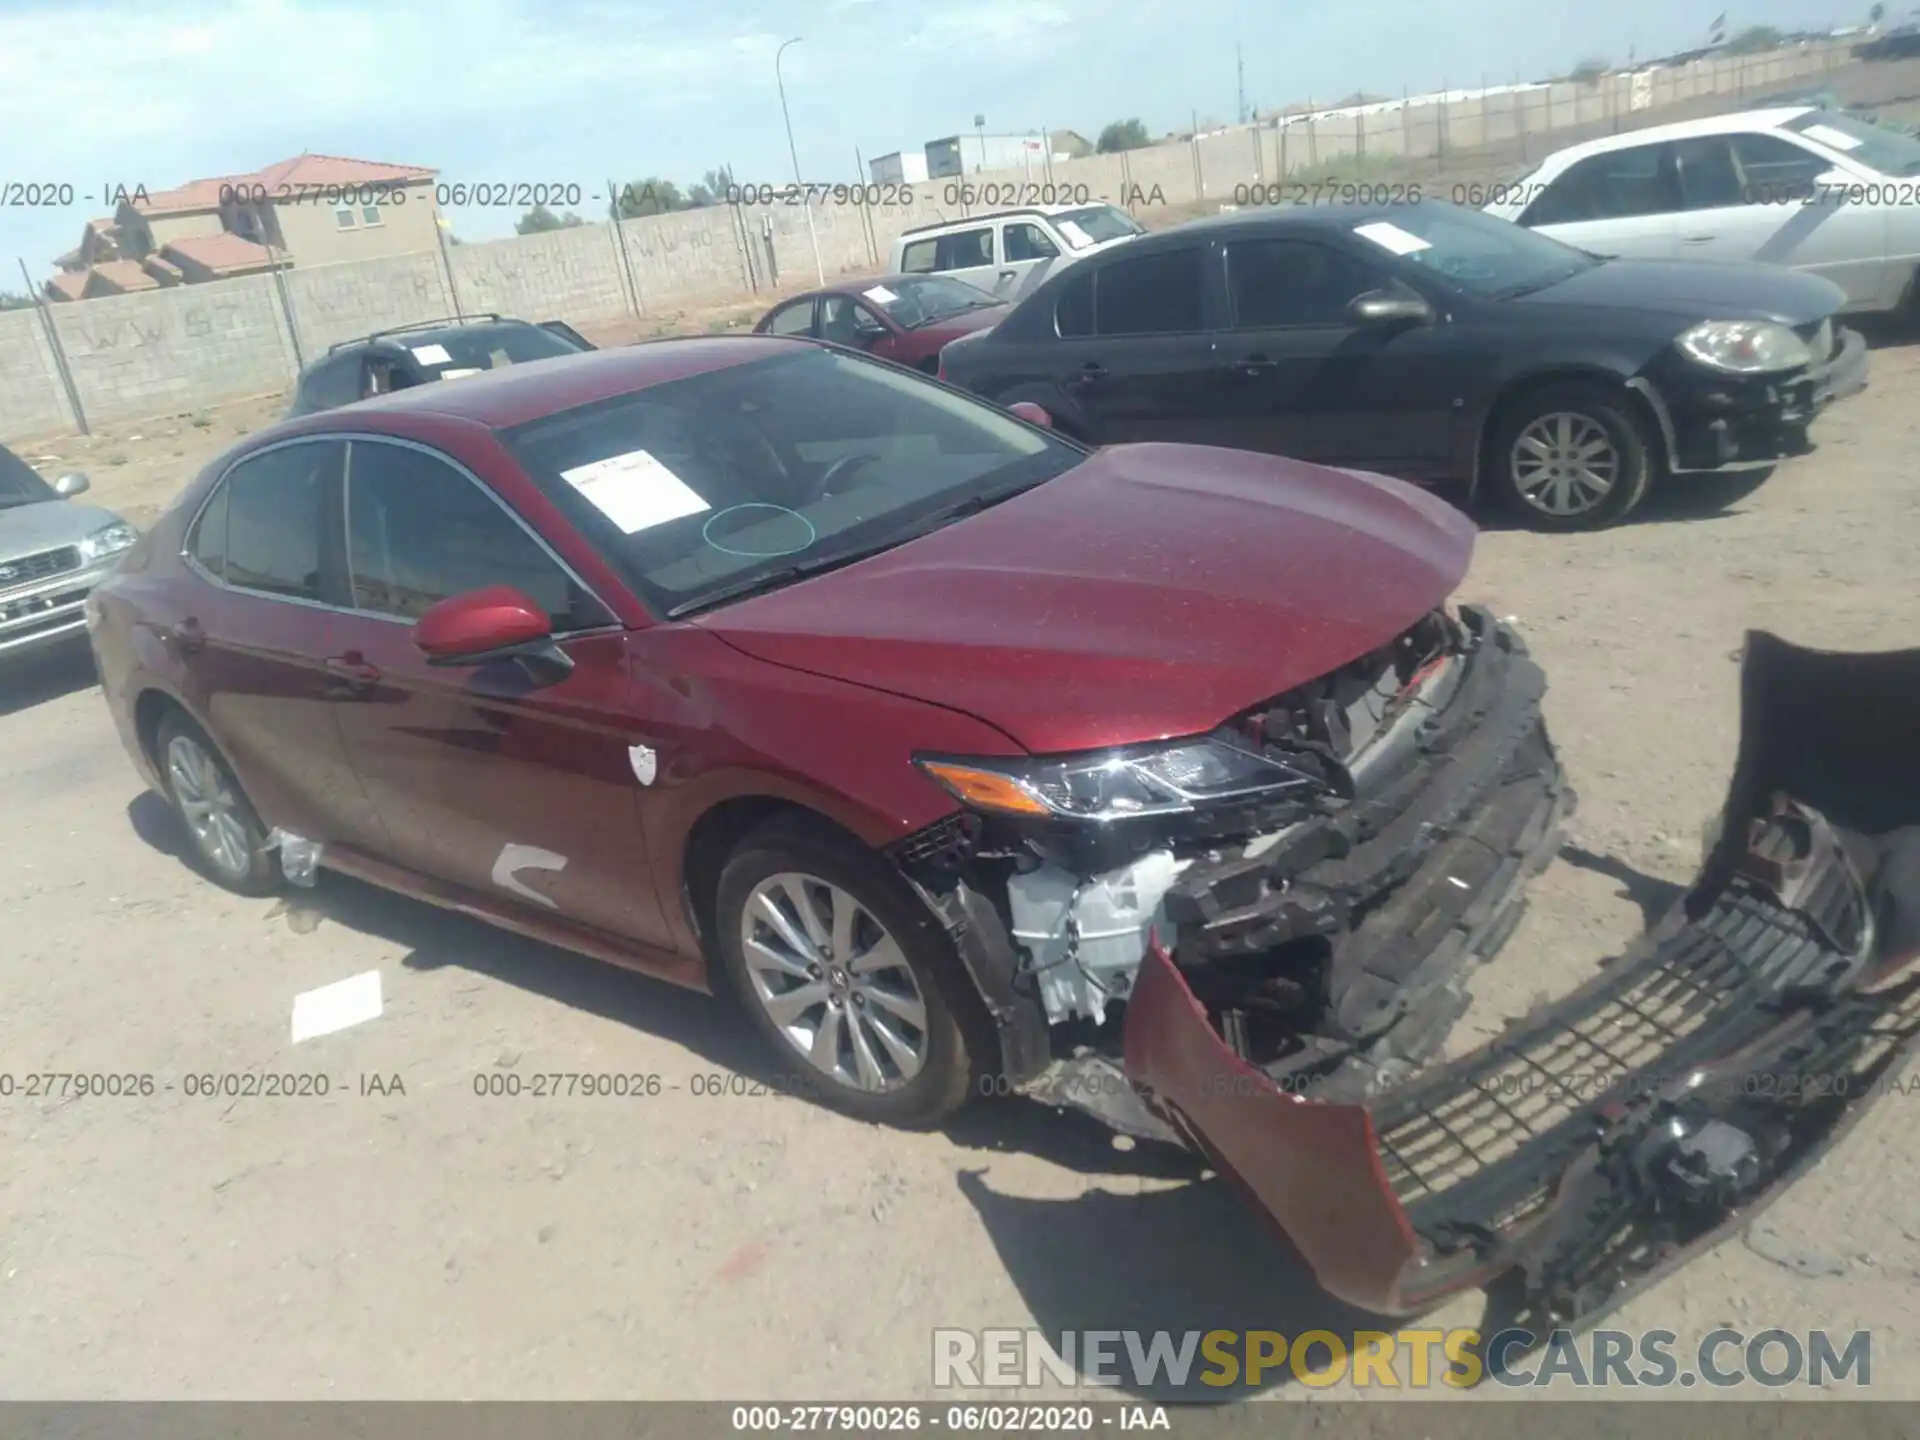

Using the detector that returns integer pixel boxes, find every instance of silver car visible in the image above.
[0,442,138,660]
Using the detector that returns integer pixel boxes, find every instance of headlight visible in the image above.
[916,735,1324,822]
[1676,319,1812,374]
[77,521,138,562]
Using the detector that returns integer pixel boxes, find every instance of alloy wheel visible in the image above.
[739,872,930,1093]
[1510,411,1621,518]
[166,733,253,881]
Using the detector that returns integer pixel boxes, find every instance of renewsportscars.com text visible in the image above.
[932,1327,1872,1390]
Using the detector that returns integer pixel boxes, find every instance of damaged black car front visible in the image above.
[893,614,1920,1331]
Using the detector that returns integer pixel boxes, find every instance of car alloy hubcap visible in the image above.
[739,872,929,1093]
[1512,412,1620,516]
[166,734,252,880]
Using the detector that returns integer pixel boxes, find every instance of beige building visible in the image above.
[48,153,440,302]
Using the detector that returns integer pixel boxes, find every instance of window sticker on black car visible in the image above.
[559,449,710,534]
[410,343,452,365]
[1353,221,1433,256]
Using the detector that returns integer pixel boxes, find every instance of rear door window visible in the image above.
[1094,248,1205,335]
[764,300,817,336]
[221,441,343,602]
[299,353,365,412]
[1522,143,1678,224]
[1054,271,1095,338]
[1673,136,1746,209]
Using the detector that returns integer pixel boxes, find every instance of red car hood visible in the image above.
[914,305,1006,343]
[696,443,1475,753]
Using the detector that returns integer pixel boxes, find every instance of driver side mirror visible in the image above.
[54,472,90,498]
[414,585,574,685]
[1007,401,1055,428]
[1347,289,1435,328]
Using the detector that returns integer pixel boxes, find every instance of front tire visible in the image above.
[714,817,982,1127]
[1484,383,1656,532]
[156,711,281,897]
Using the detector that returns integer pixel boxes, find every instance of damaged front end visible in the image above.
[892,603,1570,1131]
[1125,631,1920,1326]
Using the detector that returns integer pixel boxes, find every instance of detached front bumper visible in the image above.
[1639,324,1869,475]
[1122,632,1920,1327]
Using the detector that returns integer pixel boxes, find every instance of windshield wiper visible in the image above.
[1495,261,1594,299]
[667,480,1046,619]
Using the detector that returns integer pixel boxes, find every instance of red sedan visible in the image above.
[752,274,1006,372]
[87,335,1920,1330]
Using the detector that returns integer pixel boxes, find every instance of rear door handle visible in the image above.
[173,617,205,655]
[1680,234,1716,244]
[1230,354,1279,375]
[1074,362,1109,383]
[324,652,381,697]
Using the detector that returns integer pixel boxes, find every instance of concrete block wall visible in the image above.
[0,40,1854,443]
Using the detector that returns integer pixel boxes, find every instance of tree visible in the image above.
[1568,56,1610,83]
[0,289,36,310]
[685,166,736,207]
[615,177,686,218]
[516,204,585,234]
[1095,118,1151,153]
[1871,2,1886,24]
[1725,24,1784,54]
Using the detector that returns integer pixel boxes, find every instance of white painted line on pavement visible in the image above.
[290,970,383,1043]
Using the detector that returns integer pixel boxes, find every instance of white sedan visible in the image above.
[1484,106,1920,315]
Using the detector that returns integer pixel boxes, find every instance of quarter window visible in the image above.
[900,238,938,273]
[344,440,605,629]
[765,301,816,337]
[221,442,341,601]
[185,482,229,580]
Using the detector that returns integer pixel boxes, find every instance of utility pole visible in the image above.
[776,36,825,287]
[1237,44,1248,125]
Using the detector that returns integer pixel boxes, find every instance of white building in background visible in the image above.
[868,151,931,185]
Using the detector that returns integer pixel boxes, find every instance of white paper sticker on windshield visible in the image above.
[1056,219,1094,248]
[559,449,709,535]
[862,285,900,304]
[410,343,453,365]
[440,367,484,380]
[1801,122,1863,153]
[1353,221,1433,256]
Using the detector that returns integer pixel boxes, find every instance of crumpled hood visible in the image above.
[696,443,1475,754]
[0,499,128,560]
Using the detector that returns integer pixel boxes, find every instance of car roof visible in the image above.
[1525,106,1816,169]
[324,315,549,359]
[1110,201,1446,248]
[286,334,806,431]
[896,204,1106,239]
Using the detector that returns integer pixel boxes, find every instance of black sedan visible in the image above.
[937,201,1868,530]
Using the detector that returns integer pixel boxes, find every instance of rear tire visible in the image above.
[1484,383,1656,532]
[155,711,281,897]
[714,816,982,1128]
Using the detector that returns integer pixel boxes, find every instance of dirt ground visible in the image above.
[2,321,1917,1402]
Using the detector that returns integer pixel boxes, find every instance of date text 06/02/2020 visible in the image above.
[728,1405,1169,1432]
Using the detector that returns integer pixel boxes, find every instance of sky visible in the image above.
[0,0,1870,282]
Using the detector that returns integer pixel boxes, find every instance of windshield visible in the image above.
[399,324,584,379]
[1348,202,1598,297]
[1053,204,1143,248]
[501,346,1083,616]
[1785,109,1920,176]
[0,445,55,508]
[859,276,1002,328]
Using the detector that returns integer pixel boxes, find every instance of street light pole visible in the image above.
[776,36,825,287]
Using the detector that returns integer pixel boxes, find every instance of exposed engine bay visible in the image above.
[896,603,1563,1126]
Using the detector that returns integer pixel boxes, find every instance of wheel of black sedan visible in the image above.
[713,816,983,1127]
[1484,383,1656,532]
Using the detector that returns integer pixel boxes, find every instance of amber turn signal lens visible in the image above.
[917,761,1051,817]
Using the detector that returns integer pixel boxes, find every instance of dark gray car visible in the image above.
[0,443,137,660]
[285,315,595,417]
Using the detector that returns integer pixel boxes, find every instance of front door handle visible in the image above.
[1231,354,1278,375]
[1679,234,1717,244]
[1074,362,1109,384]
[324,652,381,697]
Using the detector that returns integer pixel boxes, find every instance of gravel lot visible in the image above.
[2,318,1918,1402]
